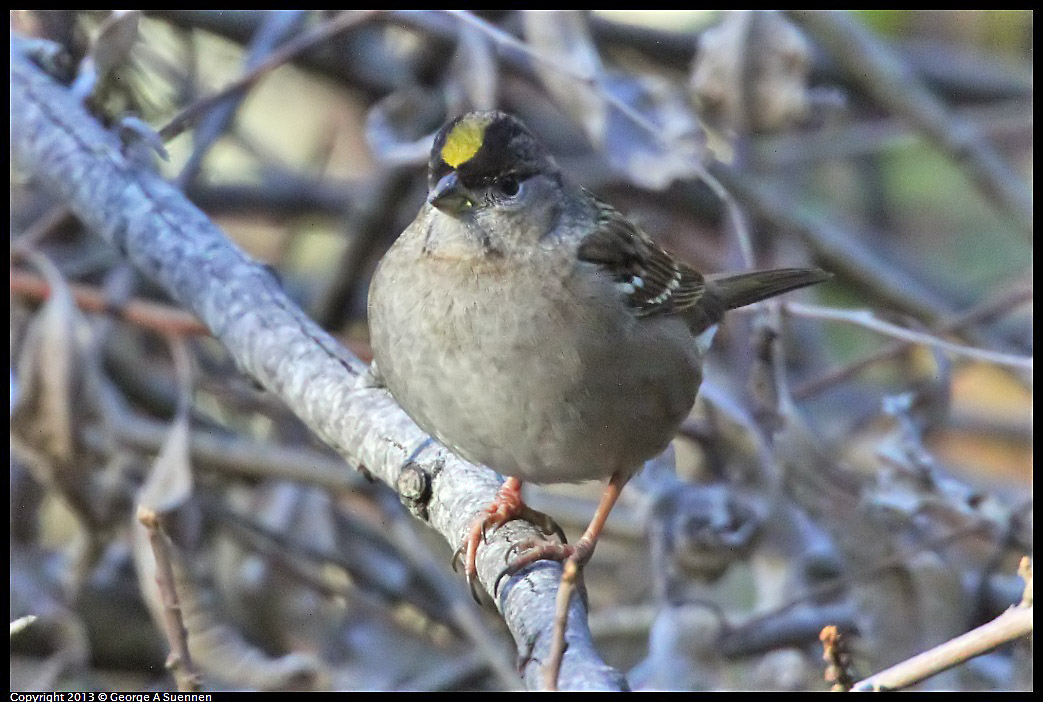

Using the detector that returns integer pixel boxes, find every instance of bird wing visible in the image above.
[577,200,707,319]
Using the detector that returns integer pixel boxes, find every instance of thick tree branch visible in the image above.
[10,35,625,691]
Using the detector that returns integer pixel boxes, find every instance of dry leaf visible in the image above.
[138,411,194,516]
[525,10,707,190]
[690,10,811,134]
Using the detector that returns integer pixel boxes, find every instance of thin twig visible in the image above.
[137,508,203,692]
[779,302,1032,371]
[794,283,1032,398]
[158,10,380,141]
[851,603,1032,691]
[544,559,580,692]
[12,267,376,360]
[11,267,210,335]
[175,11,309,188]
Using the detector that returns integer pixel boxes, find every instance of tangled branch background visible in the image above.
[10,10,1032,692]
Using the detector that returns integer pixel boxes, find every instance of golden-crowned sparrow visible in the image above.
[368,110,828,591]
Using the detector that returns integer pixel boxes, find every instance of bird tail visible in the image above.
[706,267,831,311]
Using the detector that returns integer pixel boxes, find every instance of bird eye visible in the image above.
[497,176,520,197]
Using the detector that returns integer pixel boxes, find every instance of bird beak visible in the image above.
[428,172,474,215]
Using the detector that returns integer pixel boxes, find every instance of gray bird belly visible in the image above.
[369,260,701,483]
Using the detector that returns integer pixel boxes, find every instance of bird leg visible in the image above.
[454,477,565,602]
[496,471,629,591]
[491,471,630,690]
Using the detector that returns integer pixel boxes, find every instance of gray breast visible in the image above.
[369,241,702,484]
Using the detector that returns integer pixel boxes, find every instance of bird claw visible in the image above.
[465,569,483,605]
[494,539,580,597]
[450,540,486,603]
[520,506,567,545]
[493,565,513,597]
[454,480,573,603]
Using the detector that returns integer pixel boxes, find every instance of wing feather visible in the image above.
[577,200,706,319]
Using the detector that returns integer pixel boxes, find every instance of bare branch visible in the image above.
[780,302,1032,371]
[851,602,1032,692]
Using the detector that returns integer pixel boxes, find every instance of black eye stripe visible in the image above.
[456,168,533,190]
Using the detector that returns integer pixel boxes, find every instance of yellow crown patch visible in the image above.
[441,118,487,168]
